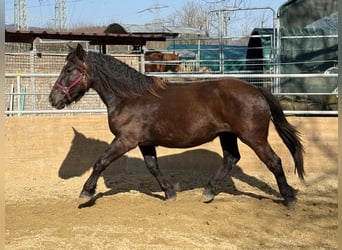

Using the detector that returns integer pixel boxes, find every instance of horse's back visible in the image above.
[166,78,269,114]
[150,78,271,147]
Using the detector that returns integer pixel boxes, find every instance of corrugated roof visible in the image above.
[104,23,205,36]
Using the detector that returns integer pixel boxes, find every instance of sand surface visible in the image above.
[5,116,337,249]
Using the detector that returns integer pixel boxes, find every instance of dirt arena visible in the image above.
[5,115,337,249]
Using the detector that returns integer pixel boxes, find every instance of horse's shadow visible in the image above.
[59,128,280,207]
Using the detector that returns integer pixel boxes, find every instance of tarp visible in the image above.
[278,0,338,93]
[245,28,273,72]
[167,44,247,72]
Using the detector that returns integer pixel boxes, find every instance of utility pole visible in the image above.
[152,1,167,29]
[138,0,168,29]
[14,0,28,30]
[55,0,67,31]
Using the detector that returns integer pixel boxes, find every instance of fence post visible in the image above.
[140,49,145,74]
[218,10,225,74]
[30,43,36,111]
[16,73,21,116]
[9,84,14,117]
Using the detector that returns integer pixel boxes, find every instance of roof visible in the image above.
[5,29,178,45]
[104,23,206,36]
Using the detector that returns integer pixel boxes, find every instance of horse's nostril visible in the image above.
[49,94,57,106]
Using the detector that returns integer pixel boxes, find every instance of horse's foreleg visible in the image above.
[203,133,241,203]
[139,146,176,200]
[79,137,136,199]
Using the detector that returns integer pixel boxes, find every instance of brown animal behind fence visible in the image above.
[145,51,180,72]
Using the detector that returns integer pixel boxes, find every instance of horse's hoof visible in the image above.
[202,194,215,203]
[202,192,215,203]
[79,191,94,200]
[165,192,177,201]
[164,186,177,201]
[165,196,176,201]
[202,187,215,203]
[283,197,297,207]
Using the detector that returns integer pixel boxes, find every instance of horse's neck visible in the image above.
[85,52,163,108]
[90,82,120,111]
[85,53,118,108]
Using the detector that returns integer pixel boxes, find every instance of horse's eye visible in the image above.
[66,68,73,73]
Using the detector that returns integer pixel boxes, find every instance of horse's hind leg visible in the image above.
[139,146,176,200]
[248,140,297,205]
[203,132,241,203]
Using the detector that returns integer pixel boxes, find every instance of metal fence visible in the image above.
[4,41,141,116]
[4,12,338,116]
[4,71,338,116]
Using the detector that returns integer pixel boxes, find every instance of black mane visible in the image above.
[84,51,166,97]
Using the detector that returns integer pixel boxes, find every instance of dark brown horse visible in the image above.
[49,44,304,205]
[144,51,180,72]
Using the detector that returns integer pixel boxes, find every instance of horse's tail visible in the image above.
[259,87,305,179]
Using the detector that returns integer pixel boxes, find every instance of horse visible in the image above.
[49,44,304,205]
[144,51,180,72]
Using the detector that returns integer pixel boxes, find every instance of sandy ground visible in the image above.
[5,116,338,249]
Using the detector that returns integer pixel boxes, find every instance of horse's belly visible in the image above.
[156,136,216,148]
[152,121,229,148]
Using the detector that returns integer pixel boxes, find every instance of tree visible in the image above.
[166,1,208,35]
[166,0,245,37]
[166,0,274,38]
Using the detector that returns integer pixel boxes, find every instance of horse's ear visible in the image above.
[72,127,78,134]
[71,127,86,138]
[76,43,86,60]
[67,43,73,51]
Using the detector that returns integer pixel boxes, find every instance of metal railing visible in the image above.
[4,72,338,116]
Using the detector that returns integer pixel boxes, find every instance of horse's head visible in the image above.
[49,44,90,109]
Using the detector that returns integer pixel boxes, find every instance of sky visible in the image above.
[5,0,286,29]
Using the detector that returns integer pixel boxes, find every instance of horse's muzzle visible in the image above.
[49,93,66,109]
